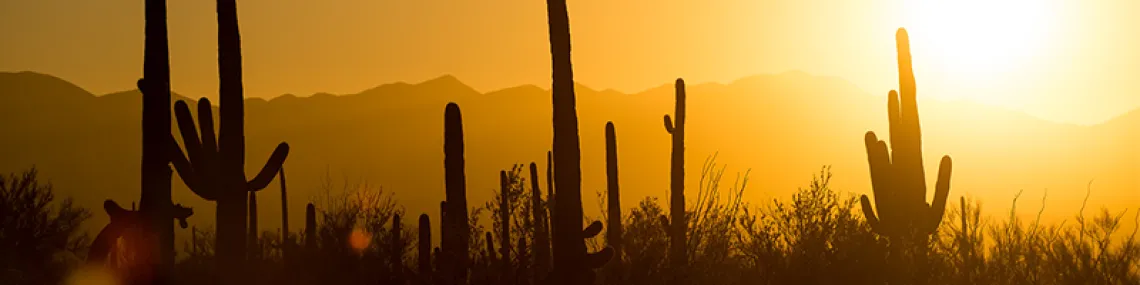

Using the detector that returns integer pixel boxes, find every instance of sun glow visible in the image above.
[903,0,1057,84]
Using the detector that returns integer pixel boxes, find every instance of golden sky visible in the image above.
[1,0,1138,125]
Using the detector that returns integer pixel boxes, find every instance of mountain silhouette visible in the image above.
[0,71,1136,242]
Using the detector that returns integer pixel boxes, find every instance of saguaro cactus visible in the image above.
[305,203,317,251]
[858,28,953,284]
[443,102,470,285]
[528,162,551,279]
[605,122,622,257]
[544,0,614,284]
[858,28,953,241]
[166,1,290,284]
[279,168,292,261]
[418,214,432,285]
[663,78,688,281]
[499,170,513,285]
[248,191,259,260]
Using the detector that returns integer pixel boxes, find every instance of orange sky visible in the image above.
[1,0,1138,125]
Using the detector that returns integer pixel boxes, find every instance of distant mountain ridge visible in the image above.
[0,71,1136,241]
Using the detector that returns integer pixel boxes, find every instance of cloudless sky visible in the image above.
[1,0,1138,125]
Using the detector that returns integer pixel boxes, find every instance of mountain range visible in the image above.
[0,71,1136,241]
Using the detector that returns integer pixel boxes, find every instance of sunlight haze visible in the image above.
[1,0,1138,125]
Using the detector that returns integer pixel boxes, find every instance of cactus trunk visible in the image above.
[443,102,470,285]
[605,122,622,257]
[418,214,432,285]
[305,203,316,251]
[528,162,551,280]
[544,1,614,285]
[663,78,688,282]
[139,0,174,282]
[499,170,513,285]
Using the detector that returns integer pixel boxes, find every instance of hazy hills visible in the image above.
[0,71,1136,241]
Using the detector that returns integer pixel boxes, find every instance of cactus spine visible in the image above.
[305,203,317,251]
[499,170,513,285]
[544,0,615,284]
[418,214,432,285]
[166,1,290,284]
[858,28,953,285]
[443,102,470,285]
[663,78,688,280]
[605,122,622,257]
[528,162,551,279]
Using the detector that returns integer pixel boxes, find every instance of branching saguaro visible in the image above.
[858,27,953,285]
[544,1,614,285]
[663,78,688,283]
[167,1,290,284]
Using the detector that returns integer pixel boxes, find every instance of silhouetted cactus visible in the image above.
[499,170,513,285]
[528,162,551,279]
[858,28,953,243]
[858,28,953,285]
[443,102,470,285]
[605,122,623,257]
[663,79,688,280]
[486,231,497,264]
[135,0,178,282]
[544,0,615,284]
[165,1,290,284]
[392,213,405,285]
[248,191,259,260]
[279,167,293,262]
[546,151,555,229]
[419,214,432,285]
[305,203,317,251]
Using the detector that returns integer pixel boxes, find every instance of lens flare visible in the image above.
[66,265,119,285]
[349,228,372,253]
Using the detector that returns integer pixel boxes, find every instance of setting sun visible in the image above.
[903,0,1057,84]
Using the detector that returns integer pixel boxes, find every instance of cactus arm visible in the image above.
[194,98,218,156]
[864,132,891,226]
[246,143,290,191]
[174,204,193,228]
[663,115,675,133]
[859,195,881,233]
[926,156,953,233]
[173,101,204,163]
[583,220,603,237]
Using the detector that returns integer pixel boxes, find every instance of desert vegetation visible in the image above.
[0,0,1137,285]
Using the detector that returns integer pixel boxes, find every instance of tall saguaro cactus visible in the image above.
[544,1,614,285]
[604,122,622,257]
[137,0,176,281]
[663,78,688,279]
[528,162,551,279]
[443,102,471,285]
[858,28,953,284]
[167,0,290,284]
